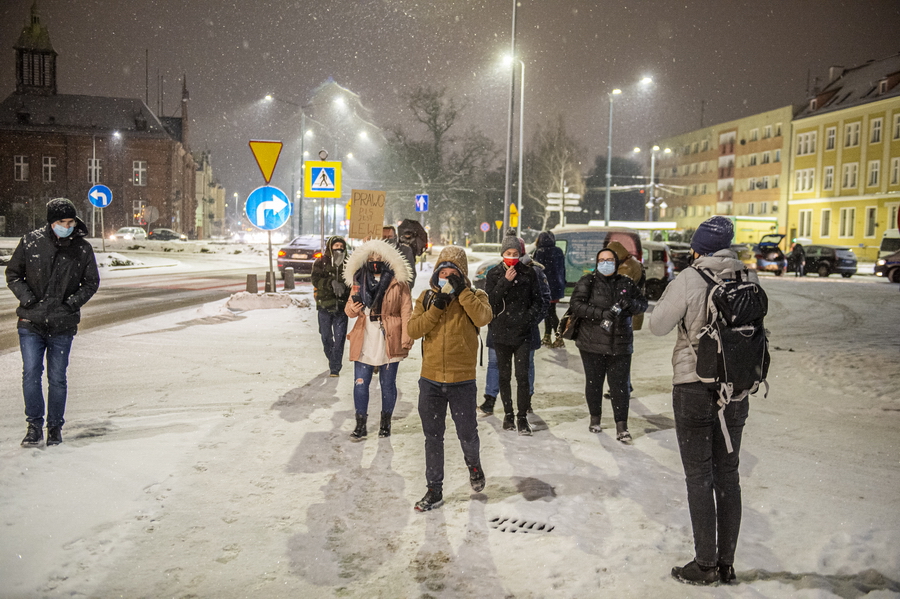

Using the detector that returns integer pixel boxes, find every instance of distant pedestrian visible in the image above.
[383,225,417,288]
[533,231,567,347]
[6,198,100,447]
[344,240,413,440]
[569,248,647,440]
[788,243,806,277]
[311,235,350,376]
[408,246,493,512]
[649,216,751,585]
[482,229,545,435]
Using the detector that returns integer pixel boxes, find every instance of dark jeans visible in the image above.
[484,347,534,398]
[494,342,531,417]
[579,351,631,424]
[352,361,399,415]
[673,382,750,568]
[19,328,74,428]
[317,309,348,373]
[544,301,560,337]
[417,378,480,492]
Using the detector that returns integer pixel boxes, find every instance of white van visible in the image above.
[641,240,675,300]
[880,230,900,258]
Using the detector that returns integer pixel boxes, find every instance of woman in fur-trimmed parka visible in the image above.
[343,239,413,441]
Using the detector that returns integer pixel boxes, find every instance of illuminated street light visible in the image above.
[603,78,652,226]
[503,53,526,236]
[634,144,670,221]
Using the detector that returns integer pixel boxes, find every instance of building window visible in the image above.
[760,201,768,214]
[889,205,900,232]
[868,160,880,187]
[702,183,708,194]
[699,161,707,173]
[692,142,698,154]
[796,131,816,155]
[839,207,855,238]
[823,165,834,190]
[799,209,812,238]
[795,168,815,192]
[88,158,102,185]
[773,175,780,188]
[14,155,29,181]
[702,140,709,151]
[844,122,860,147]
[826,127,836,150]
[870,118,883,143]
[749,128,759,142]
[763,125,772,139]
[820,209,831,237]
[775,149,781,162]
[775,123,782,136]
[749,154,758,166]
[761,151,770,164]
[747,203,755,215]
[894,114,900,140]
[865,207,877,237]
[761,176,769,189]
[42,156,56,183]
[133,160,147,186]
[891,157,900,185]
[842,163,858,188]
[748,177,756,191]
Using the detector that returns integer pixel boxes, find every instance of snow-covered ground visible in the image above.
[0,259,898,598]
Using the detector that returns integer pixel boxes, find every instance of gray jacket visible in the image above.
[648,250,758,385]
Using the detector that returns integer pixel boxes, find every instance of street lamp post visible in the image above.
[634,145,670,221]
[502,0,518,234]
[504,54,526,237]
[603,77,652,226]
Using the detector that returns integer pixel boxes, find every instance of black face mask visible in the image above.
[367,260,385,274]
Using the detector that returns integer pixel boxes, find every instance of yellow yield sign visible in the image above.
[495,220,503,230]
[509,203,519,228]
[248,140,283,184]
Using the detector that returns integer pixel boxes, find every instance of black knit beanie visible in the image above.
[47,198,77,224]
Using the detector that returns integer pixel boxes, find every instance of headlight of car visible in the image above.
[876,259,886,266]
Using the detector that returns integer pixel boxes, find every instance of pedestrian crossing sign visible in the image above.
[305,160,342,198]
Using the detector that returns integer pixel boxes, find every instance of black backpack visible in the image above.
[691,266,770,404]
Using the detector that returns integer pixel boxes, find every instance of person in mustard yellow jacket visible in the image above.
[344,239,413,441]
[408,246,492,512]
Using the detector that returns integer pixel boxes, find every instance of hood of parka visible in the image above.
[342,239,412,285]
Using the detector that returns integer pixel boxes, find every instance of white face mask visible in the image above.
[596,261,616,276]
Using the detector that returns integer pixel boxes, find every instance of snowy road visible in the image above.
[0,273,898,598]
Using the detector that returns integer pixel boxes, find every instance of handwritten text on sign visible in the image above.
[349,189,386,239]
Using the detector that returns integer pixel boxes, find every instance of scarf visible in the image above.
[355,265,394,321]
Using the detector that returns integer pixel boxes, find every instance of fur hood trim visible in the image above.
[343,239,412,285]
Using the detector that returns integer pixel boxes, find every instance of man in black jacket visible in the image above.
[6,198,100,447]
[310,235,349,376]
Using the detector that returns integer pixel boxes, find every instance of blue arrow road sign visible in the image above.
[415,194,429,212]
[88,184,112,208]
[245,185,291,231]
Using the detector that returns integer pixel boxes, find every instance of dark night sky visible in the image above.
[2,0,899,203]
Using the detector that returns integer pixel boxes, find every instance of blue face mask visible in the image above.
[596,261,616,276]
[53,224,74,238]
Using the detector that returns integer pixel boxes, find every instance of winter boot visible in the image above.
[671,560,719,585]
[350,414,367,441]
[47,426,63,446]
[718,563,736,584]
[414,487,444,512]
[516,415,533,436]
[589,415,602,433]
[502,413,516,431]
[615,421,632,444]
[478,395,496,416]
[541,333,552,347]
[467,464,486,493]
[21,423,42,447]
[551,336,565,348]
[378,412,392,438]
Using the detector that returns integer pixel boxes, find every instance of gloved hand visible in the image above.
[431,292,452,310]
[447,273,465,294]
[331,280,347,298]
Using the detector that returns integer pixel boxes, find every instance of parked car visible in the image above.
[276,235,323,278]
[874,249,900,283]
[666,241,693,273]
[148,228,186,241]
[804,244,858,278]
[472,256,502,290]
[642,240,675,300]
[751,233,787,275]
[110,227,147,241]
[551,226,642,294]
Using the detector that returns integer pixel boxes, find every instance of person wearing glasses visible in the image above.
[568,247,647,441]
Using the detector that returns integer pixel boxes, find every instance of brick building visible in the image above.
[0,3,196,238]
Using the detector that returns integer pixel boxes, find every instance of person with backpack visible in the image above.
[343,240,414,440]
[408,246,493,511]
[311,236,350,376]
[569,247,647,441]
[532,231,566,347]
[649,215,766,586]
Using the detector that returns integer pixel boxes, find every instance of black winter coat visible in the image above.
[570,271,647,355]
[6,221,100,335]
[311,235,348,313]
[533,232,566,300]
[485,261,544,348]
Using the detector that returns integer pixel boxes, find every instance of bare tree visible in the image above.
[523,115,586,230]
